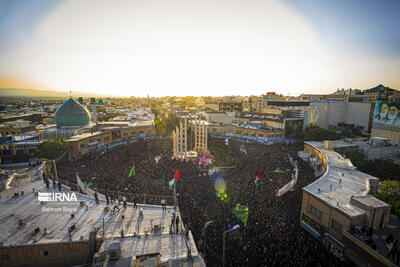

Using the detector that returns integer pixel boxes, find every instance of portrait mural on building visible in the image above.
[373,101,400,131]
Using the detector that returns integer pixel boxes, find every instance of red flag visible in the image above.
[116,183,119,189]
[174,169,181,180]
[257,170,261,179]
[202,154,206,159]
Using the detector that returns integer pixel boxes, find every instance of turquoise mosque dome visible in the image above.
[55,98,91,128]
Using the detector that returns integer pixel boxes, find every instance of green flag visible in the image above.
[233,204,249,226]
[169,178,177,189]
[273,167,284,173]
[129,165,135,177]
[153,178,165,186]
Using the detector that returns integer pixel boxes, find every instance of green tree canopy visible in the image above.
[371,180,400,216]
[345,148,400,181]
[154,118,167,136]
[36,138,69,160]
[304,125,338,141]
[344,148,367,170]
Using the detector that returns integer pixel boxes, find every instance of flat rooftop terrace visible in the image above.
[0,180,181,247]
[302,141,383,219]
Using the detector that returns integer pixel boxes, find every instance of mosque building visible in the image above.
[39,98,92,140]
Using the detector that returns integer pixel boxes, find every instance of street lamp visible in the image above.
[201,220,214,264]
[223,224,240,267]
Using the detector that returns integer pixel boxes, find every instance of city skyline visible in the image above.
[0,0,399,97]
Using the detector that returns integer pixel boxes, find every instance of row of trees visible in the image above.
[371,180,400,216]
[303,125,363,141]
[344,148,400,216]
[36,138,69,160]
[152,104,178,137]
[344,148,400,181]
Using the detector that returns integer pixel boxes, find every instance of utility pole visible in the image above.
[223,225,240,267]
[201,221,214,264]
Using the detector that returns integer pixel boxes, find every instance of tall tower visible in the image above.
[90,97,96,123]
[173,116,188,160]
[148,94,151,110]
[194,117,208,155]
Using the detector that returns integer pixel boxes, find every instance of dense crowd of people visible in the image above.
[56,137,348,266]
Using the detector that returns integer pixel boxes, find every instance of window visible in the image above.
[309,205,322,220]
[80,144,85,148]
[1,254,10,260]
[330,219,343,233]
[43,251,49,256]
[109,250,118,260]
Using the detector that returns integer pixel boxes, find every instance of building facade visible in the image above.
[208,124,284,141]
[0,134,41,163]
[299,141,394,266]
[218,102,243,113]
[309,101,373,131]
[173,117,188,160]
[68,131,112,159]
[364,84,398,102]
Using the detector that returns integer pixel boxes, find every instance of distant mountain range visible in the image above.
[0,88,115,98]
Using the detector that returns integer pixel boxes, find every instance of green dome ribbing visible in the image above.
[55,98,91,128]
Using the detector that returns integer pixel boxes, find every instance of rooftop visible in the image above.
[67,131,107,141]
[365,84,397,93]
[0,180,184,248]
[96,232,203,266]
[132,120,154,127]
[302,141,380,218]
[207,113,233,117]
[351,195,389,208]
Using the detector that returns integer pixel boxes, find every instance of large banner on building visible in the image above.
[373,101,400,131]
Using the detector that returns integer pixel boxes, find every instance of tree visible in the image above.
[364,159,400,181]
[345,148,400,181]
[36,138,69,160]
[154,118,167,136]
[371,180,400,216]
[304,125,338,141]
[344,148,367,170]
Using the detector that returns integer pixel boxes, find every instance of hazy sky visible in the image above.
[0,0,399,97]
